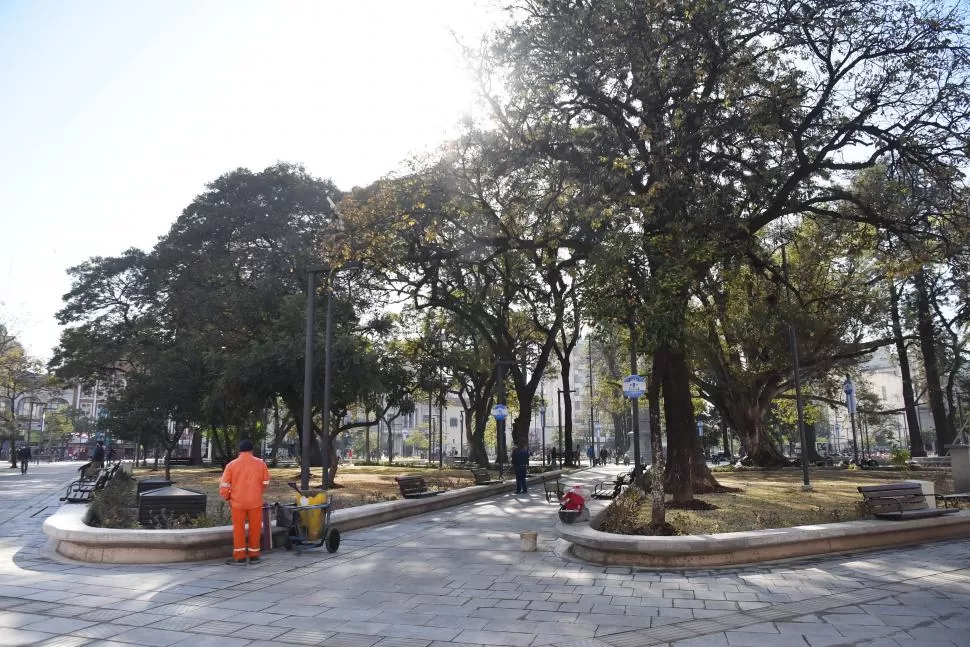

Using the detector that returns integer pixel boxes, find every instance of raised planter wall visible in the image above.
[558,508,970,568]
[43,472,563,564]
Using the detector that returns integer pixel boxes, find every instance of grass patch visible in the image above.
[600,469,954,535]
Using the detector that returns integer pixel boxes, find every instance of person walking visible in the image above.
[18,445,31,474]
[511,442,530,494]
[90,441,106,471]
[586,445,595,467]
[219,439,270,565]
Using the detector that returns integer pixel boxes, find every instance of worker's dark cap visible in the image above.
[238,439,254,452]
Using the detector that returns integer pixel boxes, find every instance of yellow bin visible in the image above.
[294,489,328,541]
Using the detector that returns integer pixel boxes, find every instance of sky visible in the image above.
[0,0,500,361]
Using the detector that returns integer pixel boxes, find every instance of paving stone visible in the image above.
[108,627,195,647]
[275,628,334,645]
[7,465,970,647]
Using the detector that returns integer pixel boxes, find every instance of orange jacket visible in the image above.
[219,452,270,509]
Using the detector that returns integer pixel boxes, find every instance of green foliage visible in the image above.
[598,487,654,535]
[890,447,911,467]
[88,471,137,528]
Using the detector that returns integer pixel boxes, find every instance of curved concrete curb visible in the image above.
[43,472,563,563]
[558,509,970,568]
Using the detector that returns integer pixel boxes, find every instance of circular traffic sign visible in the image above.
[622,375,646,398]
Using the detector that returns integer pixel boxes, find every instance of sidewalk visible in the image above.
[1,463,969,646]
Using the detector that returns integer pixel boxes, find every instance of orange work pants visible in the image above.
[230,506,262,561]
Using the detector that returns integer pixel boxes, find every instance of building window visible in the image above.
[449,417,458,428]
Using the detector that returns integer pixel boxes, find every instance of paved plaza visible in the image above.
[1,462,969,647]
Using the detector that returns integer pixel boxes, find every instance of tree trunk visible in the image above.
[915,267,953,453]
[721,420,731,458]
[723,398,787,465]
[610,411,625,456]
[190,428,203,466]
[560,367,576,466]
[889,279,925,456]
[660,346,720,500]
[469,404,491,467]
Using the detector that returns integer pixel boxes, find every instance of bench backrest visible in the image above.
[858,483,928,513]
[470,467,493,484]
[395,475,429,495]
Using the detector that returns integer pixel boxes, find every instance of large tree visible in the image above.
[479,0,970,501]
[692,218,891,465]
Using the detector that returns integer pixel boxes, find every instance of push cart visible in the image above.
[277,482,340,553]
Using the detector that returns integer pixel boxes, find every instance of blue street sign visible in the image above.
[622,375,646,398]
[843,377,856,414]
[491,404,509,421]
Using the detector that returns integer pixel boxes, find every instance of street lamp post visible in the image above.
[300,261,358,491]
[844,376,859,465]
[588,337,595,456]
[834,412,841,455]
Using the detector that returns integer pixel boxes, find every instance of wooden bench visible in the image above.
[394,475,442,499]
[469,467,502,485]
[544,477,564,503]
[167,458,193,466]
[858,482,959,520]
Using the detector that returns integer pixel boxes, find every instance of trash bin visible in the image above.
[138,486,205,527]
[294,489,328,541]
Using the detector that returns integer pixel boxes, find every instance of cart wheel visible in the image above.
[325,527,340,553]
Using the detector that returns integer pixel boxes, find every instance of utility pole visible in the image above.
[845,376,859,465]
[588,337,595,457]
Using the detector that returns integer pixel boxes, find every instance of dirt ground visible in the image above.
[134,464,958,534]
[133,464,481,514]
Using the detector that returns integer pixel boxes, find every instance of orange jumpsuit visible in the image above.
[219,451,271,562]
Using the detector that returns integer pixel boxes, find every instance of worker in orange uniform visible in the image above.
[219,439,270,565]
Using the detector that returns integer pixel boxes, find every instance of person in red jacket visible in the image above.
[220,440,270,565]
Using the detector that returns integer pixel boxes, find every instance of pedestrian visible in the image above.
[90,441,106,471]
[18,445,30,474]
[599,447,608,466]
[219,439,270,565]
[511,442,530,494]
[551,446,559,468]
[586,445,595,466]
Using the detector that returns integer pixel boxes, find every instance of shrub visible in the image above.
[597,488,666,535]
[88,471,137,528]
[890,447,911,467]
[146,501,232,529]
